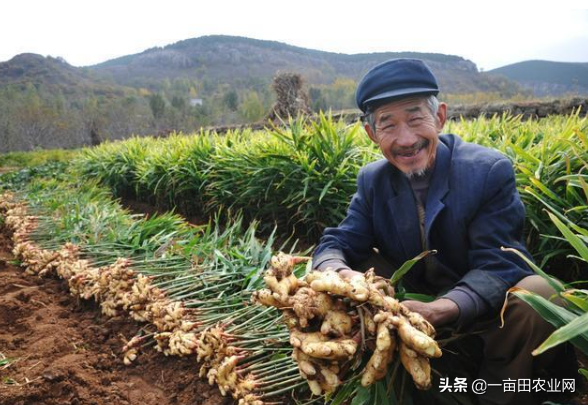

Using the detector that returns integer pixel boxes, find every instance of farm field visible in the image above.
[1,112,588,405]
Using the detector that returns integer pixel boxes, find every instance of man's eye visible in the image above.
[410,117,424,124]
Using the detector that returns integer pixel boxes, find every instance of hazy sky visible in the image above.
[2,2,587,71]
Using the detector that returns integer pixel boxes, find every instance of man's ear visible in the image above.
[365,123,378,144]
[436,102,447,130]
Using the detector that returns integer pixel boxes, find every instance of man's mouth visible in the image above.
[397,149,421,158]
[393,140,429,158]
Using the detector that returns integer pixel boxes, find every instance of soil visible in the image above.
[0,231,232,405]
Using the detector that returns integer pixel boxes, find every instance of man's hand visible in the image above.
[338,269,365,280]
[402,298,459,327]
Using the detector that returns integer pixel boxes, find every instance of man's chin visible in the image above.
[398,157,434,178]
[403,167,428,179]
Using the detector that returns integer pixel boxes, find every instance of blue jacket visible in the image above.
[313,134,533,325]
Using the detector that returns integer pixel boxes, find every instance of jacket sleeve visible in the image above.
[443,157,533,326]
[312,168,376,271]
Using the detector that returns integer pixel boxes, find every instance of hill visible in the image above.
[0,53,130,98]
[88,35,518,96]
[489,60,588,96]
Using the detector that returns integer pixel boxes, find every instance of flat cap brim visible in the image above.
[363,87,439,109]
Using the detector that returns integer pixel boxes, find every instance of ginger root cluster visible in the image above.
[254,252,442,393]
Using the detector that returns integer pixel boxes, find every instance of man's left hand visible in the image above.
[402,298,459,327]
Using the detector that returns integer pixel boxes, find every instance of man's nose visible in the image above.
[395,124,418,147]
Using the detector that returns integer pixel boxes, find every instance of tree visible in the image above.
[223,89,239,111]
[239,91,264,122]
[324,78,356,110]
[189,86,198,99]
[149,93,166,120]
[171,95,187,111]
[309,87,327,112]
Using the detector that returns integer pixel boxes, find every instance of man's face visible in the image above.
[365,97,447,177]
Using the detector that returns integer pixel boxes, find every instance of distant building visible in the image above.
[189,98,203,107]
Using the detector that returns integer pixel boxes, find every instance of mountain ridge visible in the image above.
[489,60,588,96]
[88,35,483,92]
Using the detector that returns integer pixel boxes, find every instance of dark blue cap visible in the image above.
[355,58,439,113]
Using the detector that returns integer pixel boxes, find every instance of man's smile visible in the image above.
[393,139,429,160]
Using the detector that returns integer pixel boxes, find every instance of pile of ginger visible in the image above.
[253,252,442,395]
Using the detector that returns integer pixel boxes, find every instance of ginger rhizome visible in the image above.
[254,252,441,394]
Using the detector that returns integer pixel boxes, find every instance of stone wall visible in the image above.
[206,97,588,134]
[447,97,588,120]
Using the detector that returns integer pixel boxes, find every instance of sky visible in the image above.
[2,2,587,71]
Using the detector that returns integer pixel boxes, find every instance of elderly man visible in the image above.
[312,59,575,405]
